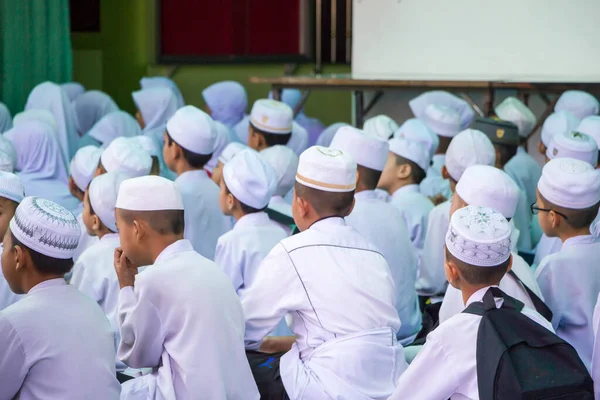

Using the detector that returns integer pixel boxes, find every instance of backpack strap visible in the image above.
[462,287,525,316]
[507,270,553,322]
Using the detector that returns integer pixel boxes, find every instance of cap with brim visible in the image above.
[471,117,520,146]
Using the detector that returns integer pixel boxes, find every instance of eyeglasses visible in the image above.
[530,202,569,220]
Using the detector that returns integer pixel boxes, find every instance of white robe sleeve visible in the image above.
[416,207,447,295]
[215,235,243,294]
[0,315,28,398]
[592,292,600,398]
[117,286,165,369]
[535,260,563,331]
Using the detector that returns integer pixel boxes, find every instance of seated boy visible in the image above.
[535,157,600,369]
[390,205,552,400]
[0,172,24,310]
[0,196,120,399]
[242,146,406,399]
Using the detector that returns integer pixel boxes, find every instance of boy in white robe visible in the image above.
[0,172,24,310]
[535,157,600,369]
[0,196,120,399]
[243,146,406,399]
[332,126,421,344]
[114,176,258,399]
[96,136,152,178]
[216,149,287,295]
[391,206,553,400]
[163,106,231,260]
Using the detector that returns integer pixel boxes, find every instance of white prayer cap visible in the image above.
[10,196,79,259]
[287,121,309,156]
[13,109,58,133]
[541,111,581,147]
[363,115,399,141]
[445,129,495,182]
[219,142,248,164]
[0,172,24,204]
[205,121,232,172]
[555,90,600,119]
[88,111,141,146]
[0,150,13,173]
[101,137,152,177]
[330,126,389,171]
[70,146,102,191]
[116,175,184,211]
[546,131,598,167]
[446,205,511,267]
[296,146,357,193]
[538,157,600,209]
[456,165,520,218]
[129,136,160,157]
[388,138,430,172]
[260,145,299,197]
[421,104,462,138]
[89,172,129,232]
[249,99,293,134]
[223,149,277,209]
[394,118,439,159]
[577,116,600,149]
[494,97,537,138]
[409,90,475,130]
[166,105,216,155]
[315,122,350,147]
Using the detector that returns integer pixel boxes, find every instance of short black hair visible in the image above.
[294,182,354,217]
[11,232,74,275]
[118,209,185,235]
[438,135,452,154]
[150,156,160,175]
[540,192,600,230]
[494,143,518,168]
[166,131,212,169]
[223,182,266,214]
[250,123,291,147]
[445,247,509,285]
[395,154,427,184]
[357,165,382,191]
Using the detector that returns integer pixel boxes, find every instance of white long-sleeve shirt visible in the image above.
[389,184,434,254]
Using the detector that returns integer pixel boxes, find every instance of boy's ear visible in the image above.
[506,254,513,273]
[132,219,144,242]
[444,258,461,289]
[397,163,411,180]
[295,196,311,218]
[549,210,562,229]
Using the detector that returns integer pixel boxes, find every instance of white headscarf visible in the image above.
[0,103,12,133]
[140,77,185,109]
[89,111,141,147]
[73,90,119,134]
[132,87,178,146]
[202,81,247,128]
[60,82,85,102]
[25,81,79,163]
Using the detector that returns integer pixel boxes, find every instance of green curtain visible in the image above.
[0,0,72,115]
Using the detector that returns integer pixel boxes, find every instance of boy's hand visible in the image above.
[114,247,137,289]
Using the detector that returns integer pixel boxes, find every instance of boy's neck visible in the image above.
[461,282,499,305]
[95,224,114,240]
[557,226,591,243]
[23,273,65,294]
[387,180,416,195]
[355,181,375,194]
[232,209,249,222]
[148,234,183,264]
[174,161,202,176]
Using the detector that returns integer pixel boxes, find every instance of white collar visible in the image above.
[391,184,420,199]
[310,216,346,231]
[465,285,500,307]
[29,278,66,295]
[154,239,194,264]
[99,232,119,242]
[563,234,598,248]
[354,190,378,202]
[234,212,271,230]
[176,169,210,183]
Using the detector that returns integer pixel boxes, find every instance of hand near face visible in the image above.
[114,247,137,289]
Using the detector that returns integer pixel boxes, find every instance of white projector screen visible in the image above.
[352,0,600,82]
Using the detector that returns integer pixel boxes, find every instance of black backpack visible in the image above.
[463,287,594,399]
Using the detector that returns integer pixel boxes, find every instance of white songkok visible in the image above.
[541,111,581,147]
[0,150,13,173]
[70,146,102,191]
[494,97,537,138]
[249,99,293,134]
[409,90,475,130]
[13,109,59,133]
[330,126,389,171]
[394,118,438,159]
[421,104,462,138]
[0,172,24,204]
[446,205,512,267]
[89,172,128,232]
[555,90,600,120]
[10,197,79,259]
[223,149,277,209]
[577,116,600,149]
[296,146,357,193]
[388,138,431,172]
[166,105,216,155]
[538,157,600,209]
[546,131,598,167]
[129,136,160,157]
[219,142,248,164]
[116,175,184,211]
[101,137,152,177]
[445,129,495,182]
[363,115,399,141]
[456,165,520,219]
[260,145,299,197]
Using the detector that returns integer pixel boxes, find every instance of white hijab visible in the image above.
[132,87,178,146]
[88,111,141,147]
[0,103,12,133]
[140,77,185,109]
[60,82,85,102]
[73,90,119,134]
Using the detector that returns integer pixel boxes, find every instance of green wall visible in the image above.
[71,0,352,125]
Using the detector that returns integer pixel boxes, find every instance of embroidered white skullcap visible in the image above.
[555,91,600,119]
[116,175,184,211]
[129,136,160,157]
[89,172,128,232]
[219,142,248,164]
[541,111,581,147]
[166,105,216,155]
[388,138,430,172]
[446,205,511,267]
[0,151,13,173]
[330,126,389,171]
[538,157,600,209]
[0,172,24,204]
[13,109,58,133]
[445,129,495,182]
[249,99,293,134]
[421,104,461,138]
[316,122,350,147]
[260,145,299,197]
[296,146,357,193]
[101,137,152,177]
[456,165,520,218]
[394,118,438,159]
[287,121,309,156]
[363,115,399,141]
[223,149,277,209]
[70,146,102,191]
[546,131,598,167]
[409,91,475,130]
[577,116,600,149]
[10,197,80,259]
[494,97,537,138]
